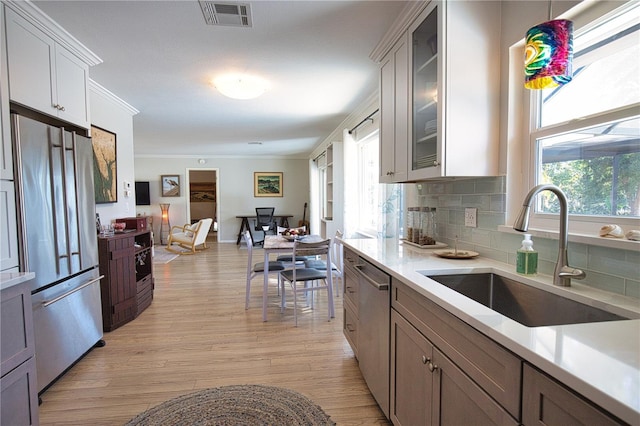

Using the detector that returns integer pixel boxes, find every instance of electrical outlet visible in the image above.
[465,208,477,228]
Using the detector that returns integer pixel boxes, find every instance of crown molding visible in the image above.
[2,0,102,66]
[89,79,139,116]
[369,1,429,63]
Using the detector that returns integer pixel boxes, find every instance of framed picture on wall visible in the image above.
[161,175,180,197]
[91,125,118,204]
[254,172,283,197]
[190,183,216,202]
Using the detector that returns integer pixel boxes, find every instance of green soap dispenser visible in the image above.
[516,234,538,275]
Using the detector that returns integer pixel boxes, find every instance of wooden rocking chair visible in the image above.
[166,218,213,254]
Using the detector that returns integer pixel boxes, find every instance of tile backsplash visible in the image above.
[405,176,639,300]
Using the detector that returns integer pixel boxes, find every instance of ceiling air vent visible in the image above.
[198,1,252,28]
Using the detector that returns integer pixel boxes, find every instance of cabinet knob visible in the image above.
[53,104,66,111]
[428,362,439,372]
[422,355,430,364]
[386,171,394,176]
[433,160,440,166]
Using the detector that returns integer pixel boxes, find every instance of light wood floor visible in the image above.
[37,241,390,425]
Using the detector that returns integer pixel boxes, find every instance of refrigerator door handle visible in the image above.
[58,127,73,271]
[70,132,83,263]
[42,275,104,307]
[49,132,67,270]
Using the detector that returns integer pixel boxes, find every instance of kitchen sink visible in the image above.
[425,273,632,327]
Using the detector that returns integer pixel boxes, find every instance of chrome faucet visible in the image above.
[513,184,586,287]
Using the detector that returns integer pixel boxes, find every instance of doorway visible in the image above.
[187,169,219,242]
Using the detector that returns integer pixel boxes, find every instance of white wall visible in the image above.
[89,81,139,225]
[134,156,309,243]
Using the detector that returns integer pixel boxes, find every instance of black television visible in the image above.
[135,181,151,206]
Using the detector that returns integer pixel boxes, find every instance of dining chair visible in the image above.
[243,230,286,310]
[304,230,344,297]
[253,207,276,246]
[279,238,334,326]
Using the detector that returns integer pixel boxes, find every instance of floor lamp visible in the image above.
[159,203,170,244]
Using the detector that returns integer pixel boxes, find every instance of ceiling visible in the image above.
[32,0,408,158]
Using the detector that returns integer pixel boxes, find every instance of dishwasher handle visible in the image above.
[354,265,389,291]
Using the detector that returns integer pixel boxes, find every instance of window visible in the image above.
[344,112,403,239]
[529,2,640,221]
[355,129,380,235]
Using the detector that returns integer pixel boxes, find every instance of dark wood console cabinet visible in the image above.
[98,230,153,331]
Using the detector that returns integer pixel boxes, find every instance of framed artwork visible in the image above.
[91,125,117,204]
[254,172,283,197]
[190,183,216,202]
[161,175,180,197]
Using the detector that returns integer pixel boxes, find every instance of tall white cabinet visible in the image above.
[0,1,100,272]
[1,5,18,273]
[374,0,501,183]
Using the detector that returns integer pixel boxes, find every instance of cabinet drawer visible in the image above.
[136,274,153,296]
[343,264,359,312]
[392,279,522,419]
[343,305,358,358]
[136,274,153,316]
[1,281,34,376]
[343,247,360,311]
[523,364,623,425]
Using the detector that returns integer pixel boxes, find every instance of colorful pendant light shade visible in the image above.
[524,19,573,89]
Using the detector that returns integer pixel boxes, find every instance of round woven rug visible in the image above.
[125,384,336,425]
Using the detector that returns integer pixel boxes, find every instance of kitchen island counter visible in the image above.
[343,238,640,425]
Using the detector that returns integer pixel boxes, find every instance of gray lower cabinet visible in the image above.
[522,364,624,425]
[1,279,39,425]
[392,279,522,420]
[390,309,433,425]
[342,248,359,358]
[390,278,626,426]
[391,309,517,425]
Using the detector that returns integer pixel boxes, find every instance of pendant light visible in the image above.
[524,1,573,90]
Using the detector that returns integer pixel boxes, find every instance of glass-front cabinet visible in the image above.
[406,1,500,181]
[411,5,439,175]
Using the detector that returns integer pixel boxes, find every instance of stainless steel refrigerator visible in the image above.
[11,113,103,394]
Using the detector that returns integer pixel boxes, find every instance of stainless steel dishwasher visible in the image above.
[354,255,391,419]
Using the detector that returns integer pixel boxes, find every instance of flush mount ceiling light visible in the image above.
[213,74,269,100]
[524,1,573,90]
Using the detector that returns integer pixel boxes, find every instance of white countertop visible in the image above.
[343,238,640,425]
[0,272,35,291]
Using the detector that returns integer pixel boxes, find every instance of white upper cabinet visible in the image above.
[4,6,98,129]
[375,1,501,182]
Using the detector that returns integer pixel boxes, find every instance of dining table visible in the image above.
[235,214,293,244]
[260,234,324,322]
